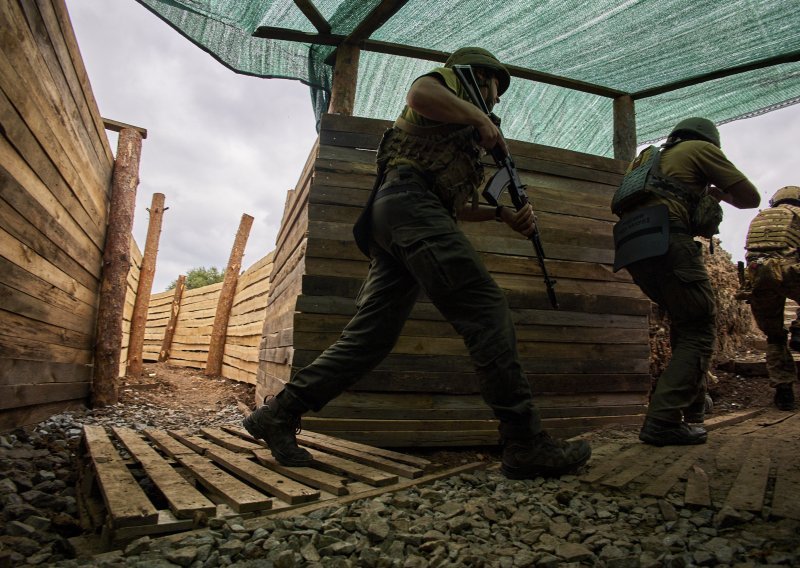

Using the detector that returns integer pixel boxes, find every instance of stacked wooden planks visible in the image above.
[0,0,115,428]
[167,282,222,369]
[221,252,274,384]
[120,239,143,378]
[141,252,274,384]
[255,113,651,446]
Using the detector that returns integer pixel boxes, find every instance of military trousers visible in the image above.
[280,176,540,440]
[626,234,717,423]
[747,258,800,387]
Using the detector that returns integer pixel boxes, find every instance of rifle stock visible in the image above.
[453,65,559,309]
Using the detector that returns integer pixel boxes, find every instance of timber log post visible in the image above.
[327,42,360,116]
[92,128,143,406]
[613,94,637,162]
[159,274,185,362]
[205,214,254,377]
[127,193,167,377]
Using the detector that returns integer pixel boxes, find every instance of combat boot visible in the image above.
[774,383,797,411]
[243,396,313,466]
[639,417,707,446]
[501,431,591,479]
[684,394,714,423]
[790,327,800,352]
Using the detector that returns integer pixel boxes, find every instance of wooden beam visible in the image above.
[613,95,636,162]
[159,274,185,362]
[327,42,360,115]
[102,117,148,139]
[127,193,167,377]
[632,50,800,100]
[293,0,331,34]
[205,214,254,377]
[324,0,410,65]
[93,128,142,406]
[251,27,626,98]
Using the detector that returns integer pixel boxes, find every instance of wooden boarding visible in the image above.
[111,427,216,519]
[81,426,158,528]
[81,425,450,543]
[579,410,800,519]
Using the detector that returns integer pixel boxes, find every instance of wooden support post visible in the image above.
[327,42,360,116]
[159,275,185,363]
[205,214,254,377]
[613,95,637,162]
[92,128,143,407]
[127,193,167,377]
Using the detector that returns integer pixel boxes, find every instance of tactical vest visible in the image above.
[745,204,800,258]
[376,118,485,214]
[611,144,722,239]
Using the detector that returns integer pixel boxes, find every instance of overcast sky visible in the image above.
[65,1,799,292]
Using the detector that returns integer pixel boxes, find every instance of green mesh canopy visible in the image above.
[136,0,800,156]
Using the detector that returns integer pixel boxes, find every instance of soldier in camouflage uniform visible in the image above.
[740,186,800,410]
[612,118,760,446]
[244,47,591,479]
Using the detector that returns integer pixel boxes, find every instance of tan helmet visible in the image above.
[445,47,511,95]
[770,186,800,207]
[669,117,721,148]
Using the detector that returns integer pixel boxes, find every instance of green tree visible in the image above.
[167,266,224,291]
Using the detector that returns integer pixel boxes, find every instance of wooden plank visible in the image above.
[724,443,771,512]
[684,465,712,508]
[170,432,320,505]
[580,444,647,484]
[296,432,423,478]
[170,452,272,513]
[0,382,89,409]
[252,449,349,496]
[111,427,216,519]
[82,426,158,528]
[111,510,194,543]
[199,428,263,453]
[771,455,800,520]
[143,429,197,457]
[640,445,705,497]
[306,448,398,486]
[600,446,668,488]
[297,429,433,470]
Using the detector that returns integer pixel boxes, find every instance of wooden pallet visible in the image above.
[77,424,464,544]
[579,410,800,520]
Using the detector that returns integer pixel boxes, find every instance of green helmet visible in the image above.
[669,117,721,148]
[770,186,800,207]
[445,47,511,95]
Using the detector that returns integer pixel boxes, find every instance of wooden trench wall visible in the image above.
[0,0,117,429]
[142,252,275,385]
[256,113,652,447]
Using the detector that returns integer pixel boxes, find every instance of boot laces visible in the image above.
[263,395,303,435]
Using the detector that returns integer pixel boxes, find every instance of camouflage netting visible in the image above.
[135,0,800,156]
[648,239,762,379]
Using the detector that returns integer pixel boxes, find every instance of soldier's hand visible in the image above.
[501,203,536,237]
[476,114,507,154]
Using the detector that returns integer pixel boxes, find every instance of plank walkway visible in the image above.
[78,423,455,544]
[579,409,800,520]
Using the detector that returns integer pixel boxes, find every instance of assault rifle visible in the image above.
[453,64,558,309]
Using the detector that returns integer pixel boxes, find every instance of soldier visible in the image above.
[244,47,591,479]
[611,117,760,446]
[740,186,800,411]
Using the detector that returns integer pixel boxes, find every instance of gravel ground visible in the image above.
[1,400,799,567]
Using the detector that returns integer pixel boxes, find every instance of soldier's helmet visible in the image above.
[445,47,511,95]
[769,186,800,207]
[669,117,721,148]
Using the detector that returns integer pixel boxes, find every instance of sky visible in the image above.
[65,1,800,292]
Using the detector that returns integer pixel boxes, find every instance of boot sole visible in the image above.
[501,449,591,479]
[638,432,707,447]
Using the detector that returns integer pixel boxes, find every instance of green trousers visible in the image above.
[626,234,717,423]
[280,176,540,440]
[747,258,800,387]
